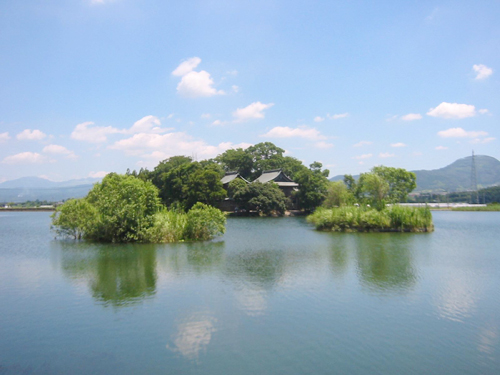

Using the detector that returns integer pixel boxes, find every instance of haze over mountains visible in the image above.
[332,155,500,192]
[0,177,101,203]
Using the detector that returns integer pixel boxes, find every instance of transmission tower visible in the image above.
[470,150,479,204]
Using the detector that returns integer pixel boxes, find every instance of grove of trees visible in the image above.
[128,141,331,214]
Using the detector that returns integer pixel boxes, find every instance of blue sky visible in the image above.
[0,0,498,182]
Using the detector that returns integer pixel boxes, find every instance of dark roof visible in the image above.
[254,169,299,187]
[221,172,250,185]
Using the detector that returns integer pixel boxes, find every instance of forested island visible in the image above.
[51,142,433,241]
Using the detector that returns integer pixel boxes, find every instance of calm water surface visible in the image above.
[0,211,499,374]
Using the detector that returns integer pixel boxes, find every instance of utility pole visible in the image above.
[470,150,479,204]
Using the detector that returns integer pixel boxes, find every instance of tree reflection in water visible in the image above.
[354,234,417,293]
[56,241,158,307]
[328,233,418,293]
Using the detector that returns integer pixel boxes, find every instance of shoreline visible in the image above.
[0,208,56,212]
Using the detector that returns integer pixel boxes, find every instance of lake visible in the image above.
[0,211,499,374]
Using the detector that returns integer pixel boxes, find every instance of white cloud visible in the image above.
[260,126,326,140]
[232,85,239,93]
[435,146,448,150]
[109,131,251,162]
[42,144,77,159]
[233,102,274,122]
[176,71,224,98]
[2,152,52,164]
[401,113,422,121]
[427,102,477,119]
[71,121,121,143]
[0,132,10,142]
[327,113,349,120]
[16,129,46,141]
[172,57,202,77]
[391,142,407,148]
[88,171,109,178]
[353,140,372,147]
[379,152,395,158]
[172,57,224,98]
[438,127,488,138]
[314,116,325,122]
[471,137,495,144]
[201,113,211,119]
[128,115,168,134]
[226,70,238,76]
[473,64,493,80]
[353,153,373,160]
[315,141,333,149]
[479,109,489,115]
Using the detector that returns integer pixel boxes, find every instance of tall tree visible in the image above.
[371,166,416,203]
[245,142,285,179]
[216,148,253,179]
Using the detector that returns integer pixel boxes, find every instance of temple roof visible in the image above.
[254,169,299,187]
[221,172,250,185]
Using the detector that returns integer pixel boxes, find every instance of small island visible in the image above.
[307,166,434,232]
[51,173,226,243]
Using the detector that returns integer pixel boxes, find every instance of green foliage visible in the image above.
[184,203,227,241]
[147,157,226,210]
[216,148,254,179]
[371,166,416,203]
[84,173,161,242]
[246,142,285,180]
[307,205,433,232]
[323,181,355,208]
[359,172,389,210]
[233,182,288,216]
[185,168,227,209]
[51,199,97,239]
[294,164,330,210]
[227,178,247,199]
[143,208,188,243]
[51,173,227,243]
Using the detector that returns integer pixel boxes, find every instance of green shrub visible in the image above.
[51,198,97,239]
[184,203,227,241]
[307,205,433,232]
[143,208,188,243]
[51,174,227,243]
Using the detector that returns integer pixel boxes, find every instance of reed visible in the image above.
[307,205,434,232]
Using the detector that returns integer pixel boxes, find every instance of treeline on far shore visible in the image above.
[409,185,500,205]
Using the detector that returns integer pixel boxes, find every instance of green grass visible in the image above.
[307,205,434,232]
[452,204,500,212]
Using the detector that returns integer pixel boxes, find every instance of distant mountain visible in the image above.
[0,176,102,203]
[0,176,102,189]
[330,155,500,193]
[412,155,500,192]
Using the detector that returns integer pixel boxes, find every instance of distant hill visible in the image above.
[412,155,500,192]
[0,176,102,203]
[330,155,500,193]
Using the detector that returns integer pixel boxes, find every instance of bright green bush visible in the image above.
[51,198,97,239]
[51,174,227,243]
[307,205,433,232]
[143,208,188,243]
[184,203,227,241]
